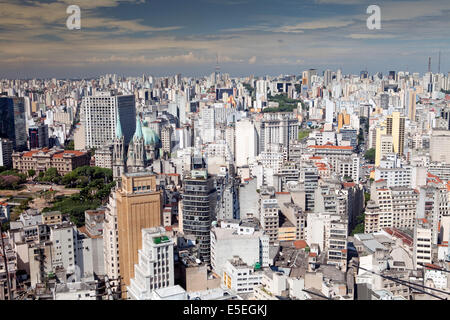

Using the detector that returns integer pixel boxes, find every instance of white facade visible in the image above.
[210,221,269,276]
[103,193,120,286]
[82,92,136,148]
[222,257,263,294]
[127,227,175,300]
[235,119,257,167]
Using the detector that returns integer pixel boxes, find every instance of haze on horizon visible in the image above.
[1,0,450,79]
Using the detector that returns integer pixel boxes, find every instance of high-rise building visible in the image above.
[304,167,319,212]
[182,169,217,263]
[260,199,279,242]
[235,119,257,167]
[376,112,406,167]
[127,227,175,300]
[413,218,432,269]
[0,138,13,167]
[28,124,49,149]
[0,97,27,151]
[406,89,417,122]
[259,112,299,153]
[116,172,163,294]
[324,69,333,87]
[103,192,120,292]
[82,92,136,149]
[386,112,406,157]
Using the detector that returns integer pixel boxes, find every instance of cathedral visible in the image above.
[113,113,161,184]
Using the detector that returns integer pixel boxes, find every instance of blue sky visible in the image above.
[0,0,449,78]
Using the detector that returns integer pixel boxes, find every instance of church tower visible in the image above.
[113,112,125,182]
[126,116,146,173]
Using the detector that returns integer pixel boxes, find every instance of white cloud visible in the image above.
[347,33,397,39]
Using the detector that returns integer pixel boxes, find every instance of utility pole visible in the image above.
[0,222,13,300]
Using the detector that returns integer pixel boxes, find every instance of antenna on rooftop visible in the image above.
[215,53,221,75]
[438,50,441,74]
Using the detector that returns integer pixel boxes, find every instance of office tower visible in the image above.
[28,124,49,149]
[304,167,319,212]
[0,97,27,151]
[235,119,257,167]
[406,89,417,121]
[386,112,405,156]
[324,69,333,87]
[360,70,369,79]
[127,227,175,300]
[116,172,163,294]
[259,112,299,153]
[82,92,136,149]
[0,138,13,167]
[182,169,217,263]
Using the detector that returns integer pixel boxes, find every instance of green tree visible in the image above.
[65,140,75,150]
[364,148,376,163]
[28,169,36,178]
[364,192,371,205]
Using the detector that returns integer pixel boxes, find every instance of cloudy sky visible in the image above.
[0,0,449,78]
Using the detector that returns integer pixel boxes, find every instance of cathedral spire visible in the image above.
[134,116,143,140]
[116,111,123,139]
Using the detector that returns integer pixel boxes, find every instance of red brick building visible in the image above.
[12,148,90,175]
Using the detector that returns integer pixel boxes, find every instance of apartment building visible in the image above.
[413,219,433,269]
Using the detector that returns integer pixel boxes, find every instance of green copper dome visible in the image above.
[142,126,160,145]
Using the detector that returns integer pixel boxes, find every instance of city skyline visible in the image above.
[1,0,450,78]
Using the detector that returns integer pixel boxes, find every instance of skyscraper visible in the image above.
[386,112,406,156]
[82,92,136,149]
[0,97,27,151]
[28,124,49,149]
[116,172,163,295]
[182,169,217,263]
[406,89,417,122]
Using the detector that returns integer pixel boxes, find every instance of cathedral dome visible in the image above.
[142,126,160,145]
